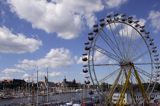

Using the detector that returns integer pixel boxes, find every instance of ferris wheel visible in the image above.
[82,13,160,106]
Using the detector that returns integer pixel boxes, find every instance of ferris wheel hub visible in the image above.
[119,61,133,67]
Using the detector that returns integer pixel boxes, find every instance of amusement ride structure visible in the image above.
[82,13,160,106]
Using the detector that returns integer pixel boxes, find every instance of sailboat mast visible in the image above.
[47,68,49,103]
[36,68,39,106]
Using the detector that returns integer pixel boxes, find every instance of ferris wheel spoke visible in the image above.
[100,30,123,60]
[99,68,120,83]
[94,45,120,62]
[134,62,155,65]
[132,40,146,60]
[123,24,130,60]
[90,63,119,66]
[127,26,135,60]
[120,23,128,59]
[132,50,148,62]
[135,66,152,79]
[107,22,124,59]
[131,71,146,85]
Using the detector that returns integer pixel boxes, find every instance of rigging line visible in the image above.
[95,45,121,61]
[99,68,120,83]
[132,50,148,62]
[107,22,124,59]
[99,32,122,61]
[100,29,123,59]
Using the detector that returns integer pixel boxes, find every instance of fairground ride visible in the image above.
[82,13,160,106]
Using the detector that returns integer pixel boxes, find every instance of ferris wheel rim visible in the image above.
[89,20,155,88]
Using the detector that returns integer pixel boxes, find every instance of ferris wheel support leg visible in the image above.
[108,69,122,104]
[124,70,137,105]
[116,68,132,106]
[132,65,150,106]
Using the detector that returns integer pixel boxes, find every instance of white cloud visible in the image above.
[94,51,115,64]
[105,0,127,9]
[29,71,62,81]
[94,51,107,63]
[0,26,42,53]
[0,68,62,81]
[34,71,61,78]
[16,48,75,69]
[77,56,83,64]
[0,76,12,80]
[0,68,27,80]
[22,73,30,80]
[2,68,25,74]
[8,0,104,39]
[148,10,160,33]
[49,71,62,77]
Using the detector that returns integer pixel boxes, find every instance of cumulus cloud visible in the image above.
[2,68,25,74]
[0,26,42,53]
[148,10,160,33]
[0,68,26,80]
[0,68,62,81]
[8,0,104,39]
[16,48,76,69]
[34,71,62,78]
[105,0,127,9]
[0,76,12,80]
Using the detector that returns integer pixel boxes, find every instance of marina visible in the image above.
[0,91,82,106]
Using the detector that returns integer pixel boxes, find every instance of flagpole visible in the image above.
[36,68,39,106]
[47,68,49,103]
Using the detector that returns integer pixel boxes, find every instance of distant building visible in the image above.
[62,77,79,89]
[0,79,26,90]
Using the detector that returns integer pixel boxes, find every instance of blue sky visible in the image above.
[0,0,160,83]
